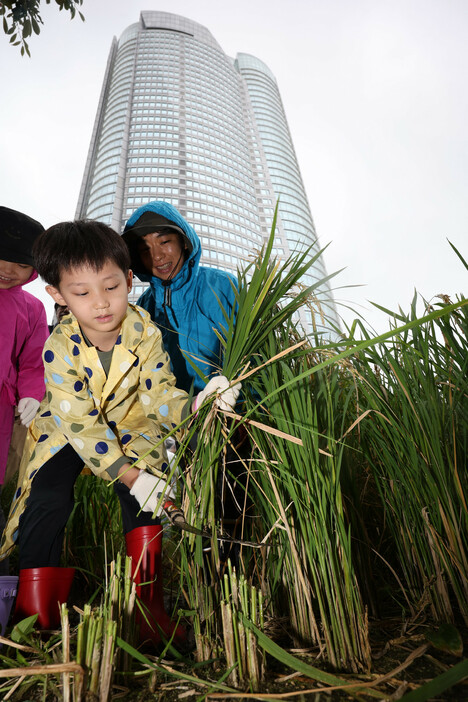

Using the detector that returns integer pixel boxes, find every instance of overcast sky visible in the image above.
[1,0,466,332]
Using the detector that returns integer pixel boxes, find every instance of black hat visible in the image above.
[0,206,44,266]
[123,210,193,277]
[125,211,187,240]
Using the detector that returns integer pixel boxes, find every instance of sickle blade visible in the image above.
[163,500,267,548]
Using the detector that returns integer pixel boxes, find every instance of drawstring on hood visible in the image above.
[162,279,176,327]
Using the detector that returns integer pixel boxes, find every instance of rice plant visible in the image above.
[64,473,124,590]
[349,291,468,624]
[1,214,466,695]
[177,211,373,673]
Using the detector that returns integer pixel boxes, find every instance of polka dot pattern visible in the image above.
[0,305,190,561]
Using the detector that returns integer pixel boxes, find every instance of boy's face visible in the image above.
[0,259,33,289]
[137,230,186,281]
[46,261,133,351]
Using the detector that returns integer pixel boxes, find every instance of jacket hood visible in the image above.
[123,201,201,284]
[25,269,39,285]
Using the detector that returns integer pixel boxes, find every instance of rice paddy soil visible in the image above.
[16,619,467,701]
[108,620,468,701]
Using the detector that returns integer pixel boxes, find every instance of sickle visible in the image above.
[162,499,267,549]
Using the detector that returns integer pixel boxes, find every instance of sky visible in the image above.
[1,0,467,332]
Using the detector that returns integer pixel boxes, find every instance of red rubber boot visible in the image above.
[125,525,185,645]
[14,567,75,630]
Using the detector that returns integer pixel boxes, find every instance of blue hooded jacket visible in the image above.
[123,201,237,394]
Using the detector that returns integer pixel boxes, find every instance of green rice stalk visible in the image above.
[99,619,117,701]
[220,560,265,690]
[89,613,103,695]
[64,474,123,585]
[350,294,467,622]
[220,590,238,686]
[60,604,71,702]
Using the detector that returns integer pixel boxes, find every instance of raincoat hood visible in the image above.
[123,201,200,285]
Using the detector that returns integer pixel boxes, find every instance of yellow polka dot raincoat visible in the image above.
[0,304,189,559]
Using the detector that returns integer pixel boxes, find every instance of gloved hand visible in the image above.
[129,470,175,516]
[192,375,242,413]
[17,397,41,427]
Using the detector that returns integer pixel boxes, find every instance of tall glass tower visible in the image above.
[76,11,339,334]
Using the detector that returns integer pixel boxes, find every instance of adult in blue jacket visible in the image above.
[123,201,237,395]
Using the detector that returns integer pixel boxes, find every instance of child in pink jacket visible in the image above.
[0,206,49,573]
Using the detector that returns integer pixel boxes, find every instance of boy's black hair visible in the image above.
[33,220,131,288]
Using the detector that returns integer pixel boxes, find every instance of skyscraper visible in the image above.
[76,11,339,334]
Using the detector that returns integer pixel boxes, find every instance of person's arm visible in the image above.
[137,323,191,433]
[118,461,175,515]
[16,297,49,403]
[117,462,139,488]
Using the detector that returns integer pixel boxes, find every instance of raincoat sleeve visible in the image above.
[137,325,190,433]
[16,298,49,403]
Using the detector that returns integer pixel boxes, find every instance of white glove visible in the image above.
[193,375,242,412]
[129,470,175,516]
[17,397,41,427]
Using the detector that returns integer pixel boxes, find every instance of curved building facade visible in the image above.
[76,11,339,335]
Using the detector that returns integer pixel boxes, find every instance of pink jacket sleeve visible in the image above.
[16,294,49,403]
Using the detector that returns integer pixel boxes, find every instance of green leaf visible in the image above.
[238,614,386,698]
[448,239,468,271]
[398,659,468,702]
[116,636,237,693]
[11,614,39,642]
[425,623,463,657]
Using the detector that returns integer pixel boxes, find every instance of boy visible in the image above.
[0,220,240,641]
